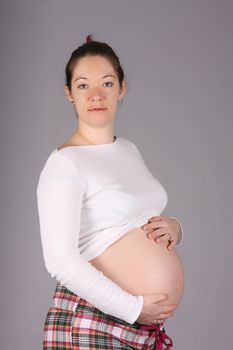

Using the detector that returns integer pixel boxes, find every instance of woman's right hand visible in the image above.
[136,294,177,325]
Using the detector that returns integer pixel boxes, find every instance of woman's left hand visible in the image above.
[141,216,181,251]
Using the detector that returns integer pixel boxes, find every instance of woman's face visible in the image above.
[64,55,127,127]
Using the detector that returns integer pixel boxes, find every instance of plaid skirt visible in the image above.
[43,282,173,350]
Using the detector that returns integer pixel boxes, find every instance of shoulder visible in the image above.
[120,137,142,157]
[119,136,137,149]
[37,150,85,190]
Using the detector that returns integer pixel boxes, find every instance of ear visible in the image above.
[118,80,127,101]
[64,85,74,103]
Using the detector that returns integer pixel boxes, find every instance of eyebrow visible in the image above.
[74,74,117,82]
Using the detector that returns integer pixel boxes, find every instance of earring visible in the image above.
[119,98,123,106]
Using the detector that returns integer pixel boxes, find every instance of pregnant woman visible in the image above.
[36,34,185,349]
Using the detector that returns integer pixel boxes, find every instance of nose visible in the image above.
[88,87,105,101]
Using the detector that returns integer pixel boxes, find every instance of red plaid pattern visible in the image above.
[43,282,173,349]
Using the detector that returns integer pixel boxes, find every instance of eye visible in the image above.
[104,81,114,87]
[78,84,88,89]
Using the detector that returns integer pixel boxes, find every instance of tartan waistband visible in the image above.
[52,282,94,313]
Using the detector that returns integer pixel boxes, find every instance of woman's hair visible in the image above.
[65,34,125,91]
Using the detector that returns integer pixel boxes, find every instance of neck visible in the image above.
[74,129,116,145]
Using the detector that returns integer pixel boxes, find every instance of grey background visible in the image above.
[1,0,232,349]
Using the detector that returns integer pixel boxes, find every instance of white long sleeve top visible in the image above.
[36,136,183,324]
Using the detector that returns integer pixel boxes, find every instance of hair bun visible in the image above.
[86,34,93,43]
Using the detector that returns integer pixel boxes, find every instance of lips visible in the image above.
[89,108,106,111]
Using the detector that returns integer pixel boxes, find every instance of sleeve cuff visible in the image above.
[126,295,144,324]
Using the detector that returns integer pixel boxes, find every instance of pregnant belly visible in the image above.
[90,226,185,307]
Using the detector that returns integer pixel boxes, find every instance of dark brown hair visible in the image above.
[65,34,125,91]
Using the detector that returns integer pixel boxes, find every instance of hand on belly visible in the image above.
[90,227,185,308]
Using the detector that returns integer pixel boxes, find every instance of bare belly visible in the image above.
[90,226,185,307]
